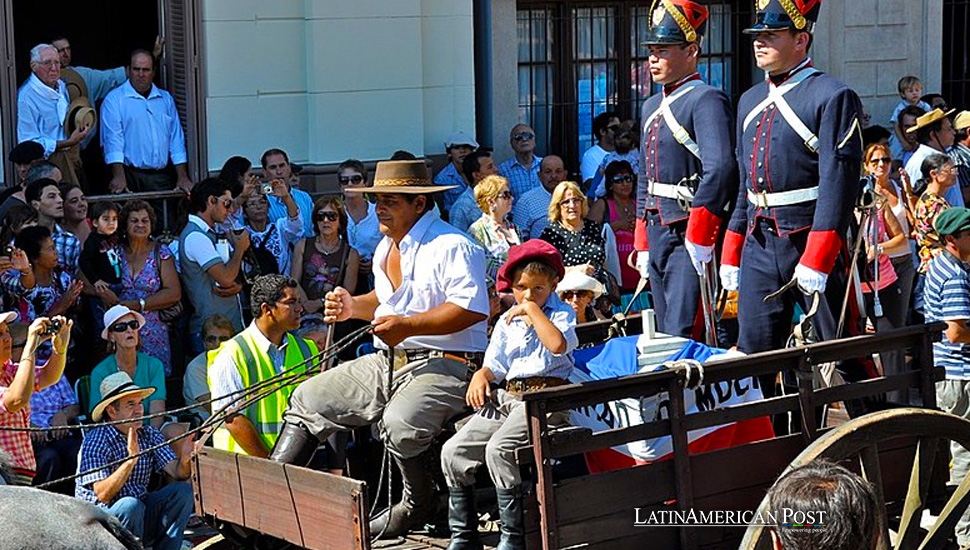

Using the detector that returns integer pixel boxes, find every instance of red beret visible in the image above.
[496,239,566,292]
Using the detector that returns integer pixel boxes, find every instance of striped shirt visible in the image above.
[511,185,552,240]
[434,163,469,211]
[76,424,176,505]
[498,156,542,200]
[925,249,970,380]
[485,292,578,383]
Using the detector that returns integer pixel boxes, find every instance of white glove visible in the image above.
[719,264,740,291]
[684,240,714,276]
[794,263,828,294]
[636,251,650,279]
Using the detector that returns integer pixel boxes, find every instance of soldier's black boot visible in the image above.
[268,423,318,466]
[369,452,439,539]
[446,485,483,550]
[495,486,525,550]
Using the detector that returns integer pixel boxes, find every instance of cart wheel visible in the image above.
[740,408,970,550]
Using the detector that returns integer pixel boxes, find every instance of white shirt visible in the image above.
[906,143,964,208]
[372,210,489,351]
[580,144,609,183]
[245,214,302,275]
[209,322,289,411]
[17,74,69,156]
[100,80,188,169]
[347,201,382,260]
[182,351,212,421]
[182,214,230,271]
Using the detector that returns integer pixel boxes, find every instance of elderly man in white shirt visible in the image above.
[101,49,192,194]
[268,160,489,540]
[17,43,90,186]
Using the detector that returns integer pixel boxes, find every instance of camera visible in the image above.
[3,246,11,256]
[260,182,274,195]
[43,318,62,337]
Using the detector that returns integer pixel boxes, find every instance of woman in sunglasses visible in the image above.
[589,161,639,295]
[338,159,381,293]
[292,196,360,314]
[556,270,606,325]
[88,304,166,428]
[467,175,521,280]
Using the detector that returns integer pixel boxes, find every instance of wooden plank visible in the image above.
[193,448,244,525]
[528,400,558,550]
[285,465,369,550]
[549,418,672,459]
[237,455,303,545]
[684,394,799,432]
[555,461,675,524]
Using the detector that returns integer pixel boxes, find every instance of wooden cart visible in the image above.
[191,322,970,550]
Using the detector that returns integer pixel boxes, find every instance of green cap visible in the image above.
[934,207,970,236]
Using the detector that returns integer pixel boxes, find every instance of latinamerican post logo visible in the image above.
[634,508,827,531]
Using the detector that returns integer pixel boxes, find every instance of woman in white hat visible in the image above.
[556,270,606,324]
[0,312,72,485]
[88,304,166,428]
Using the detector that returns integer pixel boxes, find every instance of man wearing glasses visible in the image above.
[634,0,738,340]
[17,43,91,186]
[498,124,542,200]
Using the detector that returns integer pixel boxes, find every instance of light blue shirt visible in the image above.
[17,74,69,156]
[498,155,542,200]
[484,292,578,383]
[512,185,552,240]
[72,66,126,103]
[434,162,469,211]
[267,188,315,238]
[100,80,188,169]
[450,188,482,233]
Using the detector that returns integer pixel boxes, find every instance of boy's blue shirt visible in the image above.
[484,292,578,383]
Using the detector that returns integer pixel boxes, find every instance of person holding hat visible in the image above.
[101,49,192,195]
[0,313,71,486]
[557,270,607,324]
[89,304,166,429]
[924,206,970,546]
[441,240,576,550]
[720,0,868,400]
[269,159,490,539]
[632,0,739,340]
[904,108,961,207]
[75,371,194,550]
[17,44,91,187]
[435,131,480,211]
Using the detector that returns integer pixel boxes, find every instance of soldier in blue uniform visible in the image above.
[720,0,865,396]
[633,0,739,339]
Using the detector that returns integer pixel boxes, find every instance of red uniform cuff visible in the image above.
[722,230,744,267]
[686,207,722,248]
[800,230,843,273]
[634,218,648,251]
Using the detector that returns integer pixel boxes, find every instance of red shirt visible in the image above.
[0,360,40,477]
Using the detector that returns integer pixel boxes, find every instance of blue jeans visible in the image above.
[104,481,193,550]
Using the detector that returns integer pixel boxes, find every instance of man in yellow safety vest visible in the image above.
[208,274,319,456]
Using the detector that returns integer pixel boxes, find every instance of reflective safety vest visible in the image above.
[208,330,319,454]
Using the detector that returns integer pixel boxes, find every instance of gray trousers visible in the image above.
[285,352,472,459]
[937,379,970,546]
[441,389,568,490]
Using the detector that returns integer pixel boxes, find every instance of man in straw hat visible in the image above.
[17,44,91,186]
[720,0,868,403]
[633,0,739,340]
[269,159,490,539]
[904,107,960,206]
[75,371,193,550]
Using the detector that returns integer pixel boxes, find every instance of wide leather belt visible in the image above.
[648,180,695,202]
[506,376,569,396]
[382,348,484,368]
[746,186,819,208]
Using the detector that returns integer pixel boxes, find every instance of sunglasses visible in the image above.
[611,174,635,183]
[339,175,364,185]
[220,198,233,208]
[512,132,535,142]
[559,197,584,207]
[204,334,231,345]
[869,157,892,164]
[561,290,591,299]
[108,320,140,333]
[497,191,512,200]
[316,211,339,222]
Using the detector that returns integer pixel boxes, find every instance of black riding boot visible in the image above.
[495,486,525,550]
[446,485,482,550]
[268,423,318,466]
[369,453,439,539]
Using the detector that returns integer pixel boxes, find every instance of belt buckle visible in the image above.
[755,190,769,209]
[391,348,408,371]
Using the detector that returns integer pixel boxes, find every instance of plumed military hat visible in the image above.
[744,0,822,34]
[643,0,710,45]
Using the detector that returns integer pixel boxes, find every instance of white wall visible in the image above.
[202,0,475,171]
[813,0,943,127]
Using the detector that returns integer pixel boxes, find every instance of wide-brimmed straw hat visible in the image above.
[906,108,957,134]
[344,160,452,194]
[65,95,97,136]
[556,270,605,299]
[91,371,156,422]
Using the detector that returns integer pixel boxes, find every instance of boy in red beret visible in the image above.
[440,239,577,550]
